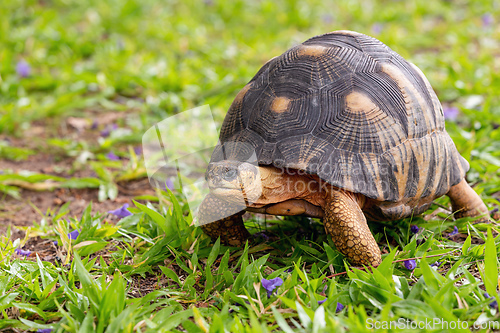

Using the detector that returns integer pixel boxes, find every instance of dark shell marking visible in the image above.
[212,30,468,218]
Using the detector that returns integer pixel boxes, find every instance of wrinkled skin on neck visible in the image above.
[205,162,365,213]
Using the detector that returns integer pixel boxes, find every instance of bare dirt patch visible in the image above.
[0,179,154,235]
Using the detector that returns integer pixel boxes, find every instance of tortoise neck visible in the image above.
[256,165,325,206]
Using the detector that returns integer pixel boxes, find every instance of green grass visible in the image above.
[1,0,500,331]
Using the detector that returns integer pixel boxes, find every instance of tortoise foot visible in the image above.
[447,179,490,222]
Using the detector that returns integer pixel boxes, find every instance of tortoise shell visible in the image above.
[211,30,468,210]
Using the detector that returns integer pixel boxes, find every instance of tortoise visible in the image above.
[198,30,489,267]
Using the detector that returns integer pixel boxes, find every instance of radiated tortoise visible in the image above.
[198,30,489,267]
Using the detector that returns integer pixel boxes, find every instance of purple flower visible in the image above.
[318,299,327,305]
[15,248,31,257]
[336,302,345,313]
[165,178,175,190]
[403,259,417,270]
[410,225,419,234]
[371,23,383,34]
[321,14,333,25]
[54,229,80,245]
[155,178,175,192]
[285,268,293,273]
[261,277,283,297]
[134,146,142,155]
[100,124,118,137]
[482,13,494,27]
[255,232,270,241]
[37,329,53,333]
[68,229,80,240]
[484,293,498,310]
[101,128,110,137]
[443,106,459,120]
[91,120,98,130]
[449,226,459,236]
[106,151,120,161]
[16,60,31,78]
[430,261,442,267]
[108,203,132,218]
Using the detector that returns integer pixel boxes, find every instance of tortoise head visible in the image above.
[206,161,262,204]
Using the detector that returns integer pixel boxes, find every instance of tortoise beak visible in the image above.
[206,162,242,191]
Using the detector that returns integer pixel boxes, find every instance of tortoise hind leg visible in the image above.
[447,179,489,221]
[324,190,381,267]
[198,193,250,246]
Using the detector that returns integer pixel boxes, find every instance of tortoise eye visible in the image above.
[223,168,238,181]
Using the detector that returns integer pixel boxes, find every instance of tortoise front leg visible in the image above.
[324,190,381,267]
[447,179,489,221]
[198,193,250,246]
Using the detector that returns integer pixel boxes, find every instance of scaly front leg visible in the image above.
[198,193,250,246]
[323,189,381,267]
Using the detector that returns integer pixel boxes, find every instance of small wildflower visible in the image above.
[430,261,442,267]
[165,178,175,190]
[100,123,118,137]
[403,259,417,270]
[318,298,327,305]
[482,13,494,27]
[101,128,110,137]
[261,277,283,297]
[336,302,345,313]
[91,120,98,130]
[371,23,383,34]
[285,267,293,273]
[321,14,333,25]
[68,229,80,240]
[133,146,142,155]
[106,151,120,161]
[37,329,53,333]
[484,293,498,310]
[108,203,132,218]
[410,225,419,234]
[53,229,80,246]
[449,226,459,236]
[16,60,31,78]
[255,232,270,241]
[15,248,31,257]
[443,106,459,120]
